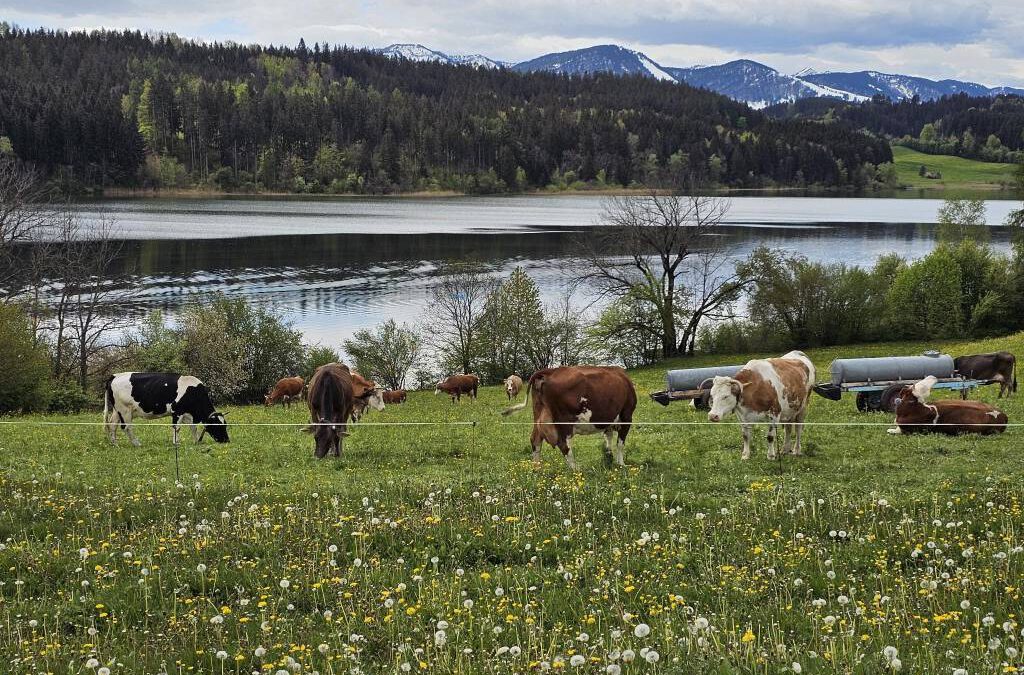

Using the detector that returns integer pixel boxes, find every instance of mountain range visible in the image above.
[378,43,1024,108]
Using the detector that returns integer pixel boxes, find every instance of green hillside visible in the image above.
[892,145,1018,190]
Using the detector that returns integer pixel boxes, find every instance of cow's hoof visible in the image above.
[886,427,901,435]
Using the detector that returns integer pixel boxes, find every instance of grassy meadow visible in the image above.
[891,146,1018,191]
[3,333,1024,674]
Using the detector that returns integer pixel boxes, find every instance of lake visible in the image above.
[61,194,1020,348]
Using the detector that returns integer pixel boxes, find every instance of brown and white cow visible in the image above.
[707,350,815,460]
[383,389,407,404]
[265,376,304,408]
[955,351,1017,398]
[504,375,524,401]
[502,366,637,470]
[435,374,480,403]
[887,375,1008,436]
[348,372,386,423]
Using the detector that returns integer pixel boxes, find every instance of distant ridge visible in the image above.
[378,42,1024,108]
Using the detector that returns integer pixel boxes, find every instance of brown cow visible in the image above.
[955,352,1017,398]
[305,363,355,459]
[383,389,407,404]
[348,373,385,423]
[265,376,304,408]
[435,374,480,403]
[707,351,815,460]
[502,366,637,470]
[504,375,524,401]
[888,375,1008,436]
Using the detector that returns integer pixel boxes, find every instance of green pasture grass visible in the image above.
[891,146,1018,191]
[2,333,1024,673]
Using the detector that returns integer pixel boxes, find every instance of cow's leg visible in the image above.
[119,408,141,447]
[171,414,181,447]
[602,429,615,466]
[766,418,779,460]
[740,423,752,460]
[530,425,544,464]
[334,435,343,458]
[790,411,806,455]
[557,434,578,471]
[107,409,119,444]
[613,427,627,468]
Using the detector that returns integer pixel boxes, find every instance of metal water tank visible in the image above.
[829,353,955,386]
[667,365,743,392]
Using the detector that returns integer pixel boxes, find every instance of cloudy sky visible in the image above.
[3,0,1023,86]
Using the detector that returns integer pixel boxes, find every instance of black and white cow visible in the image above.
[104,372,229,447]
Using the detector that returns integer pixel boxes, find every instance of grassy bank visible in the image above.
[892,146,1018,191]
[2,333,1024,673]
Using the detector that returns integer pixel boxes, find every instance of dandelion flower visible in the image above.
[570,655,585,667]
[622,649,635,663]
[279,579,290,589]
[634,623,651,638]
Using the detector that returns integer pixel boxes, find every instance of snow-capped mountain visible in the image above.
[377,42,1023,106]
[665,60,867,109]
[512,45,675,81]
[800,71,1024,101]
[378,44,505,69]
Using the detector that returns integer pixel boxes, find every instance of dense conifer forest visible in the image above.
[0,26,895,193]
[767,94,1024,164]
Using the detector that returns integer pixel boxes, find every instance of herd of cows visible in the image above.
[99,349,1016,468]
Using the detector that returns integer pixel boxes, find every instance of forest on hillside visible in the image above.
[767,94,1024,164]
[0,26,894,193]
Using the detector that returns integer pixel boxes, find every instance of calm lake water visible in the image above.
[63,194,1018,348]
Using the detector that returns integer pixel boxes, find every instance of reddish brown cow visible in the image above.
[435,374,479,403]
[502,366,637,470]
[383,389,407,404]
[265,376,304,408]
[888,376,1008,436]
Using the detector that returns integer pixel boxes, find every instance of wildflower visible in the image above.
[570,655,585,667]
[98,669,110,675]
[645,650,660,664]
[952,669,968,675]
[607,666,621,675]
[328,544,338,553]
[890,658,902,672]
[216,651,228,660]
[438,620,449,630]
[196,563,207,573]
[634,623,651,638]
[510,646,521,657]
[210,615,225,625]
[85,659,100,668]
[694,617,709,630]
[792,664,802,674]
[622,649,636,663]
[741,629,756,643]
[883,646,899,661]
[434,630,447,647]
[254,647,267,658]
[279,579,290,589]
[318,644,329,655]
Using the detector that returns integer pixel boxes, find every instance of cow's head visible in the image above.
[434,381,443,395]
[362,387,386,412]
[263,392,274,407]
[202,411,230,443]
[311,415,347,459]
[707,376,743,422]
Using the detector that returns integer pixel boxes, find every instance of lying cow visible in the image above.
[265,376,304,408]
[955,351,1017,398]
[383,389,407,404]
[348,373,386,423]
[707,351,815,460]
[104,372,229,447]
[504,375,524,401]
[435,374,479,402]
[888,375,1007,436]
[502,366,636,470]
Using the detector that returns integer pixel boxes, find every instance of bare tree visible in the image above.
[0,158,50,298]
[425,267,493,375]
[45,216,132,389]
[343,319,423,390]
[581,191,749,358]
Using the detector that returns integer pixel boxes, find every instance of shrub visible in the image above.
[886,248,964,339]
[0,304,52,413]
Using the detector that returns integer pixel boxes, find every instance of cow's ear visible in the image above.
[730,380,743,397]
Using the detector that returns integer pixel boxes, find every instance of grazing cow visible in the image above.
[504,375,524,401]
[265,376,305,408]
[306,363,355,458]
[888,375,1008,436]
[955,352,1017,398]
[435,374,480,403]
[502,366,637,470]
[104,372,229,447]
[347,372,386,423]
[707,351,815,460]
[383,389,407,404]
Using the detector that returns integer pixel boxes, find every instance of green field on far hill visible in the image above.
[2,333,1024,673]
[891,145,1019,191]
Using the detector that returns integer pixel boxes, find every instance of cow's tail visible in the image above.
[1014,358,1018,393]
[103,376,112,424]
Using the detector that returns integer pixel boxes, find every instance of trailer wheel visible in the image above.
[855,391,884,412]
[879,384,903,413]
